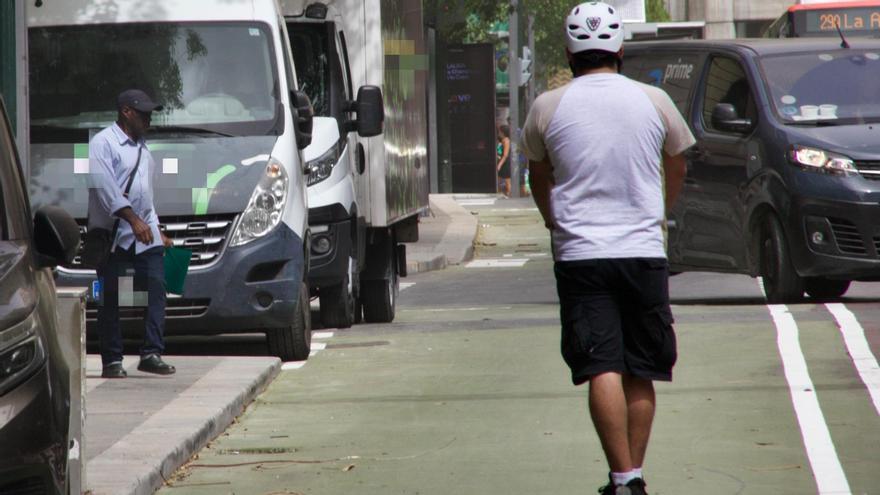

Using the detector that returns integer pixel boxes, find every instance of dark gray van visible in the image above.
[622,38,880,302]
[0,96,80,493]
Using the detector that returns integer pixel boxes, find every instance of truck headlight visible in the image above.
[306,143,342,186]
[789,146,856,175]
[230,158,289,247]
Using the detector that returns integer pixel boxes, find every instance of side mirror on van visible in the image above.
[345,86,384,138]
[33,206,80,268]
[712,103,753,134]
[292,90,314,150]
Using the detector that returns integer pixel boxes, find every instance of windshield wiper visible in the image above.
[148,125,233,137]
[786,120,846,127]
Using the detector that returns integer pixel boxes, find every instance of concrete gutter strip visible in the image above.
[86,357,280,495]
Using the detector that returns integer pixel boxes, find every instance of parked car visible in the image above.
[0,95,80,493]
[622,38,880,302]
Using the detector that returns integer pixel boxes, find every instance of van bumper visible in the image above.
[307,218,352,290]
[0,362,67,495]
[788,195,880,280]
[55,223,306,335]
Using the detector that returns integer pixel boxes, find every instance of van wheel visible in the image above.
[266,281,311,361]
[319,258,355,329]
[362,246,398,323]
[804,278,850,300]
[760,215,804,304]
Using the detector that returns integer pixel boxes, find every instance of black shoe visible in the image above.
[138,354,176,375]
[101,363,127,378]
[598,477,647,495]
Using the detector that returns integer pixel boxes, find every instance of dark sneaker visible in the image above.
[598,477,648,495]
[138,354,176,375]
[101,363,127,378]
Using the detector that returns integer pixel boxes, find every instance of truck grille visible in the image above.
[828,218,867,255]
[855,161,880,181]
[66,214,237,269]
[160,214,237,267]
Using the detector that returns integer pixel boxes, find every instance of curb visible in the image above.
[86,358,281,495]
[405,195,478,275]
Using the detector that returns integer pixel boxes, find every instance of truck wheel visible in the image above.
[362,248,398,323]
[804,278,850,300]
[319,259,355,329]
[760,215,804,304]
[266,281,311,361]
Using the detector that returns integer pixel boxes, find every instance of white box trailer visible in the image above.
[281,0,429,327]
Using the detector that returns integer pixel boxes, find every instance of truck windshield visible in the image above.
[288,23,331,117]
[29,22,280,139]
[760,49,880,124]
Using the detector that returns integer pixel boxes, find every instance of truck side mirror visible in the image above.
[33,206,80,268]
[711,103,753,134]
[346,85,384,137]
[292,90,314,150]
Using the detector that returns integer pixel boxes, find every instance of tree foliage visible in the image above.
[424,0,671,89]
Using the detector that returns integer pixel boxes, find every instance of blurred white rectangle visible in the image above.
[163,158,178,174]
[74,158,89,174]
[607,0,646,23]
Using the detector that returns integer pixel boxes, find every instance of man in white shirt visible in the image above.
[520,3,695,494]
[89,89,175,378]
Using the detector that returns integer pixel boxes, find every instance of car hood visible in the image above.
[29,136,277,218]
[786,123,880,160]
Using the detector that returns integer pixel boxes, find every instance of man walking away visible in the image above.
[520,3,694,494]
[89,89,175,378]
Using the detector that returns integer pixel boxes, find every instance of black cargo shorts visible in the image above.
[554,258,677,385]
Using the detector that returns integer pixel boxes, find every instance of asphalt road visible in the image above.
[157,196,880,495]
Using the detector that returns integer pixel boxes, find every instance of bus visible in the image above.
[763,1,880,38]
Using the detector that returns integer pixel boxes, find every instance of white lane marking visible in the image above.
[503,254,514,258]
[457,199,497,206]
[466,258,527,268]
[524,252,549,258]
[400,282,416,291]
[282,340,330,370]
[825,303,880,416]
[764,300,851,494]
[313,331,335,340]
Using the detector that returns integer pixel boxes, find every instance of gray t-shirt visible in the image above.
[520,73,695,261]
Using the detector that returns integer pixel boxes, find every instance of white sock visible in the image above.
[611,470,638,486]
[633,467,643,480]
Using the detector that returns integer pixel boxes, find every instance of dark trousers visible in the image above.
[96,245,166,366]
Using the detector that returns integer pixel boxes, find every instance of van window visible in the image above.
[29,22,281,139]
[625,52,701,116]
[701,56,757,132]
[288,23,331,117]
[338,30,354,100]
[0,109,30,241]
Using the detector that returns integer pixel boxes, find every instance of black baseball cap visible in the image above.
[117,89,164,112]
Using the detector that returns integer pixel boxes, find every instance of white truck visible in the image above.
[27,0,319,361]
[280,0,430,328]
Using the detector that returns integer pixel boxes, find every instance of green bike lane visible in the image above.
[159,199,880,494]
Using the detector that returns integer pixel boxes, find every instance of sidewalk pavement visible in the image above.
[81,193,481,494]
[405,193,480,274]
[83,356,279,495]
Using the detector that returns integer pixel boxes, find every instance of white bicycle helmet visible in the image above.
[565,1,624,55]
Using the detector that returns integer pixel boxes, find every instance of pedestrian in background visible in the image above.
[520,3,694,494]
[496,124,511,197]
[88,89,176,378]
